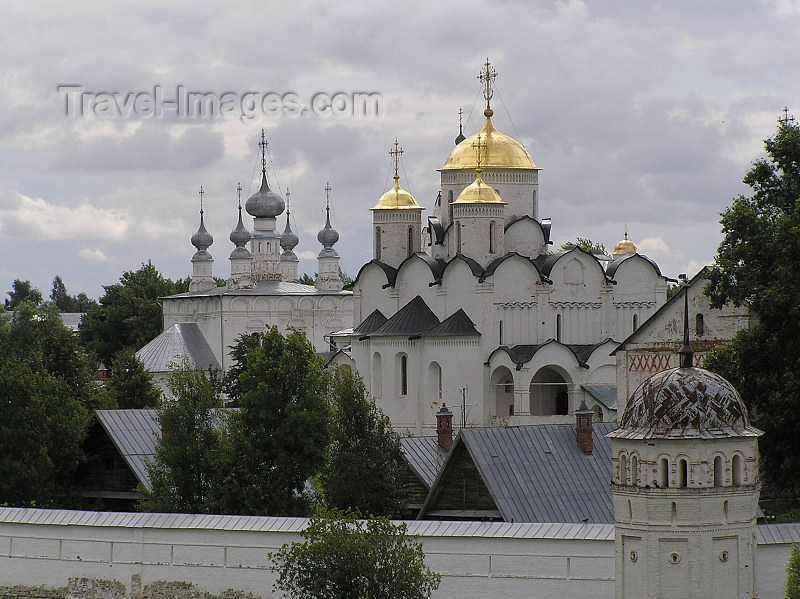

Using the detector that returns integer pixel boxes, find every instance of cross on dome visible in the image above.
[472,134,487,172]
[780,106,796,126]
[258,129,268,174]
[390,139,404,180]
[478,58,497,114]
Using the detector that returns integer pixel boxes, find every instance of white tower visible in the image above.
[228,182,253,290]
[370,140,423,268]
[245,130,285,281]
[608,289,762,599]
[189,186,216,292]
[315,183,342,291]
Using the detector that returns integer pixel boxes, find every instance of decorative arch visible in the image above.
[396,353,408,397]
[490,366,515,417]
[372,352,382,398]
[529,365,571,416]
[427,361,442,402]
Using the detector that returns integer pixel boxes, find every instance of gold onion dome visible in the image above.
[371,176,422,210]
[441,110,538,170]
[453,170,506,204]
[613,232,637,256]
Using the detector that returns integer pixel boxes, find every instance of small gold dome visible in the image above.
[441,116,538,171]
[452,171,506,204]
[371,176,422,210]
[613,233,637,256]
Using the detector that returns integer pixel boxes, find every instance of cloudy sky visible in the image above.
[1,0,799,301]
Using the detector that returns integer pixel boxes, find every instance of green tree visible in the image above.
[322,367,408,517]
[221,332,261,407]
[50,275,77,312]
[107,347,162,409]
[210,327,332,516]
[299,273,315,285]
[79,261,188,366]
[140,361,222,513]
[4,279,43,310]
[560,237,607,255]
[787,543,800,599]
[705,115,800,494]
[270,509,441,599]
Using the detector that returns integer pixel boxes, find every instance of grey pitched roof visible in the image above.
[370,296,440,337]
[137,323,220,374]
[424,309,481,337]
[420,423,616,524]
[354,309,388,334]
[60,312,84,332]
[93,409,161,491]
[400,436,446,488]
[582,384,617,410]
[492,340,610,369]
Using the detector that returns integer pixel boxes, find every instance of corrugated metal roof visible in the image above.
[136,323,220,374]
[755,523,800,544]
[60,313,84,332]
[422,423,616,524]
[583,384,617,410]
[400,436,446,488]
[94,409,161,491]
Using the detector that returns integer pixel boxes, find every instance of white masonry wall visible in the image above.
[0,508,795,599]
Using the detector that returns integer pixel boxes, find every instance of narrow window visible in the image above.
[556,314,562,342]
[631,455,639,486]
[489,221,496,254]
[659,457,670,488]
[499,320,504,344]
[696,313,704,336]
[678,459,688,488]
[620,454,628,485]
[532,190,537,214]
[723,500,729,521]
[632,314,638,331]
[408,227,414,257]
[400,355,408,396]
[448,190,454,223]
[671,501,677,525]
[375,227,382,261]
[456,222,462,254]
[713,456,723,487]
[732,454,742,486]
[372,352,382,398]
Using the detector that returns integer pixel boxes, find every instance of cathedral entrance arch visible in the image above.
[490,366,515,417]
[529,366,571,416]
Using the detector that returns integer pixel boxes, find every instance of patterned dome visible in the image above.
[245,173,285,218]
[614,367,761,439]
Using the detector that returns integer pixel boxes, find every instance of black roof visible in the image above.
[370,296,440,337]
[424,308,481,337]
[353,309,388,334]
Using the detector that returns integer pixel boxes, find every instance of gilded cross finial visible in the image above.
[472,134,487,173]
[478,58,497,112]
[258,129,268,174]
[390,139,404,183]
[780,106,796,126]
[199,186,205,214]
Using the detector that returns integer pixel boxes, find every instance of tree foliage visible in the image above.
[140,361,221,513]
[705,116,800,494]
[322,367,408,518]
[107,347,162,409]
[0,302,103,507]
[270,509,441,599]
[79,261,188,367]
[50,275,97,313]
[4,279,42,310]
[787,543,800,599]
[560,237,607,255]
[221,333,261,407]
[209,327,332,515]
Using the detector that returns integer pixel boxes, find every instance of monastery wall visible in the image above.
[0,509,794,599]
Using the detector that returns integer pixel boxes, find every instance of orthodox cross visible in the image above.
[258,129,268,173]
[325,182,332,211]
[285,187,291,216]
[780,106,796,126]
[478,59,497,110]
[458,107,464,134]
[236,182,242,209]
[390,139,404,179]
[198,185,205,214]
[472,134,487,171]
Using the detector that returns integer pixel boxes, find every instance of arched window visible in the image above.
[448,190,454,222]
[620,454,628,485]
[678,458,688,488]
[489,221,496,254]
[632,314,639,331]
[532,189,537,214]
[713,456,723,487]
[732,454,742,486]
[456,222,462,254]
[659,457,670,488]
[631,455,639,486]
[427,362,442,401]
[372,352,382,398]
[696,313,704,336]
[375,227,382,261]
[400,355,408,396]
[499,320,504,344]
[556,314,562,342]
[407,227,414,257]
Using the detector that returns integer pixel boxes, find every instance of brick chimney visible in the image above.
[575,400,593,455]
[436,404,454,452]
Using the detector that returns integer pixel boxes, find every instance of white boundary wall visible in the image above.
[0,508,796,599]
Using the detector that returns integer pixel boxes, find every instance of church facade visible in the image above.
[335,63,669,434]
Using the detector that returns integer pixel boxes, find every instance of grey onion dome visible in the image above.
[230,206,251,248]
[317,209,339,247]
[281,216,299,251]
[613,367,762,439]
[245,172,285,218]
[191,213,213,252]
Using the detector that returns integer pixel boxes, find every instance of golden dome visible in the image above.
[441,111,539,171]
[452,170,506,204]
[613,232,637,256]
[371,176,422,210]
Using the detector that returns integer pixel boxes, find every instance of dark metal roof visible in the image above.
[397,253,448,281]
[353,260,399,288]
[420,423,616,524]
[582,384,617,410]
[424,309,481,337]
[400,436,446,488]
[164,280,351,299]
[370,296,440,337]
[481,252,544,282]
[136,323,220,373]
[605,252,664,280]
[353,309,388,334]
[491,340,610,369]
[93,409,161,491]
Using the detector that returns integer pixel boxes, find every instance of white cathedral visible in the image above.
[146,62,668,433]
